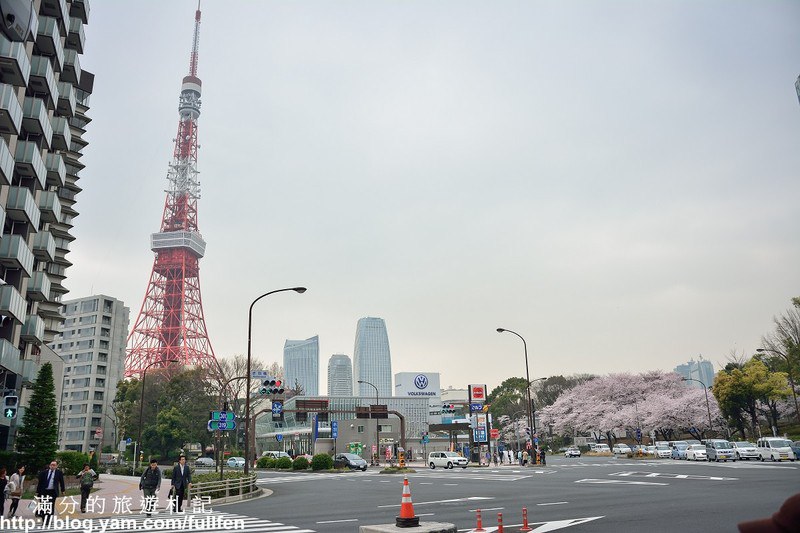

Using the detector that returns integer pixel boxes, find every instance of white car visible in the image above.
[261,451,291,459]
[731,441,759,460]
[594,444,611,454]
[564,447,581,457]
[194,457,215,467]
[756,437,796,462]
[655,445,671,458]
[428,451,468,469]
[612,444,632,455]
[226,456,246,468]
[685,444,707,461]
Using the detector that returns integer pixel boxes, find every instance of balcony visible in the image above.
[0,339,21,375]
[56,81,75,117]
[22,97,53,148]
[38,191,62,224]
[44,152,65,187]
[14,141,47,189]
[61,49,81,85]
[0,234,35,276]
[35,16,64,73]
[39,0,68,32]
[0,138,13,186]
[0,34,30,87]
[28,56,58,108]
[21,314,45,344]
[27,272,52,301]
[31,231,55,262]
[0,205,4,230]
[51,116,71,151]
[5,187,40,228]
[66,17,85,54]
[0,282,27,324]
[0,83,22,135]
[69,0,89,25]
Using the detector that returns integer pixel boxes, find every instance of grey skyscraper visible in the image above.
[353,317,392,397]
[675,357,715,388]
[328,354,353,396]
[284,336,319,396]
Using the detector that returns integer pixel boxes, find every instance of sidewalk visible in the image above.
[12,474,179,521]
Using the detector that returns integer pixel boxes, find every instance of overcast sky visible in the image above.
[69,1,799,393]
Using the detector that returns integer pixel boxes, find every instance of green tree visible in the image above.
[16,362,58,472]
[487,377,529,420]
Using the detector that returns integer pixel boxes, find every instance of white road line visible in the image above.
[316,519,359,524]
[444,483,458,486]
[420,482,434,485]
[469,507,504,512]
[537,501,569,506]
[378,496,494,508]
[416,513,436,517]
[575,478,668,486]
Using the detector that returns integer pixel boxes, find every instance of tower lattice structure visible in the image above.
[125,4,218,377]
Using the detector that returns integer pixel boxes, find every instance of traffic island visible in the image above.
[379,467,417,474]
[359,523,457,533]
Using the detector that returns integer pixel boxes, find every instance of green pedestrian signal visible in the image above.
[3,395,17,419]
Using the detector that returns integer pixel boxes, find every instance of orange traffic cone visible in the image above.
[396,475,420,528]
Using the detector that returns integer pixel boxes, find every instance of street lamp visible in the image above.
[496,328,535,454]
[681,377,713,432]
[137,358,178,467]
[358,379,380,466]
[244,287,306,475]
[756,348,800,424]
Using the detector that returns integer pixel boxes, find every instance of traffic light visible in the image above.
[3,395,17,419]
[441,404,456,414]
[260,378,284,395]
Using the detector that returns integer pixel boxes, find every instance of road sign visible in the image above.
[469,403,483,412]
[207,420,237,431]
[331,420,338,439]
[422,435,429,444]
[490,428,500,439]
[210,411,236,422]
[271,402,283,415]
[276,434,283,442]
[126,437,132,445]
[251,370,268,378]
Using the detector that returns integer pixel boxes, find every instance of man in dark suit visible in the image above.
[170,455,192,513]
[36,460,65,526]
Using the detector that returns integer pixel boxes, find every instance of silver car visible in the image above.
[731,441,759,460]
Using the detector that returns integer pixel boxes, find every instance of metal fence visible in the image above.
[187,474,260,504]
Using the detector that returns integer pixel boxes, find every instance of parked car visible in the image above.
[564,446,581,458]
[671,444,689,460]
[756,437,796,462]
[194,457,215,467]
[594,444,611,454]
[333,453,368,471]
[706,439,735,462]
[645,445,657,456]
[730,441,759,461]
[261,451,291,459]
[685,444,707,461]
[226,456,245,468]
[791,442,800,460]
[654,445,671,458]
[428,451,468,469]
[612,444,632,455]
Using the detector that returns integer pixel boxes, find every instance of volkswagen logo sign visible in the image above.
[414,374,429,390]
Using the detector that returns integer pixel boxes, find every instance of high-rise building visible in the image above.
[0,1,94,451]
[327,354,352,396]
[284,336,319,396]
[51,295,129,452]
[675,357,715,389]
[353,317,392,397]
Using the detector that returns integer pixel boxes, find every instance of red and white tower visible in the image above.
[125,4,218,377]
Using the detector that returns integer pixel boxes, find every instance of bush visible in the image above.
[311,454,333,471]
[256,456,277,469]
[292,457,309,470]
[275,457,293,469]
[57,451,89,476]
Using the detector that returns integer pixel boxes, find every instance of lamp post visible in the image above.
[137,358,178,468]
[244,287,306,475]
[358,379,380,466]
[681,377,713,432]
[756,348,800,424]
[496,328,535,454]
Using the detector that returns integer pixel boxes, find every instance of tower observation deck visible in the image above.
[125,4,218,377]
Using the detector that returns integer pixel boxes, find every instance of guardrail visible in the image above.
[187,474,260,504]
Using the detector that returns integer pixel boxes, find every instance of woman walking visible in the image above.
[7,465,24,518]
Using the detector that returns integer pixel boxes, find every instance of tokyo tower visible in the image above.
[125,3,218,377]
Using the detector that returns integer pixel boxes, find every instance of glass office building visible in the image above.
[284,335,319,396]
[674,358,715,388]
[353,317,392,397]
[327,354,352,396]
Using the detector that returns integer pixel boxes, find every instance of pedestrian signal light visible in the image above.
[3,395,17,419]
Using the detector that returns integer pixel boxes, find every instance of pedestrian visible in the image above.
[170,454,192,513]
[507,450,513,464]
[485,451,490,466]
[540,448,546,466]
[7,465,24,517]
[522,450,529,466]
[492,453,498,466]
[76,463,97,513]
[0,467,7,516]
[36,460,65,526]
[139,459,161,517]
[517,450,522,465]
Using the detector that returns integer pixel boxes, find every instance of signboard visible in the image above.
[210,411,236,421]
[490,428,499,439]
[422,435,429,444]
[469,403,484,412]
[331,421,338,439]
[474,428,487,442]
[394,372,441,398]
[251,370,268,378]
[276,434,283,442]
[468,384,487,403]
[271,402,283,414]
[207,420,237,431]
[296,399,329,411]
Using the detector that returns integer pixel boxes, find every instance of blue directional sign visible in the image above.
[422,435,429,444]
[126,437,132,445]
[470,403,484,412]
[474,428,487,442]
[276,434,283,442]
[331,421,338,439]
[207,420,237,431]
[252,370,269,378]
[271,402,283,415]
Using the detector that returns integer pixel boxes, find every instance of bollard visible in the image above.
[497,512,504,533]
[474,509,486,532]
[519,507,532,532]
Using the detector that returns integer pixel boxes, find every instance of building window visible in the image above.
[91,417,101,427]
[99,340,108,349]
[101,316,111,325]
[103,300,113,313]
[96,365,106,376]
[378,424,392,433]
[101,328,110,338]
[65,431,85,441]
[68,404,87,414]
[72,378,90,387]
[71,391,89,400]
[98,353,108,362]
[95,378,105,387]
[67,417,86,427]
[93,391,104,401]
[357,425,365,433]
[92,404,103,414]
[80,299,98,313]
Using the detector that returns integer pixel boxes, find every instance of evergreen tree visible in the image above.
[16,362,58,472]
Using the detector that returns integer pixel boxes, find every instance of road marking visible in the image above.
[59,511,317,533]
[316,518,358,524]
[469,507,504,512]
[609,471,737,481]
[420,482,434,485]
[416,513,436,517]
[575,479,668,486]
[444,483,458,486]
[537,501,569,506]
[378,496,494,508]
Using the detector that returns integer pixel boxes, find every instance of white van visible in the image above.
[261,450,291,459]
[756,437,796,462]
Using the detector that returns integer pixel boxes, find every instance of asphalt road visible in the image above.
[223,455,799,532]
